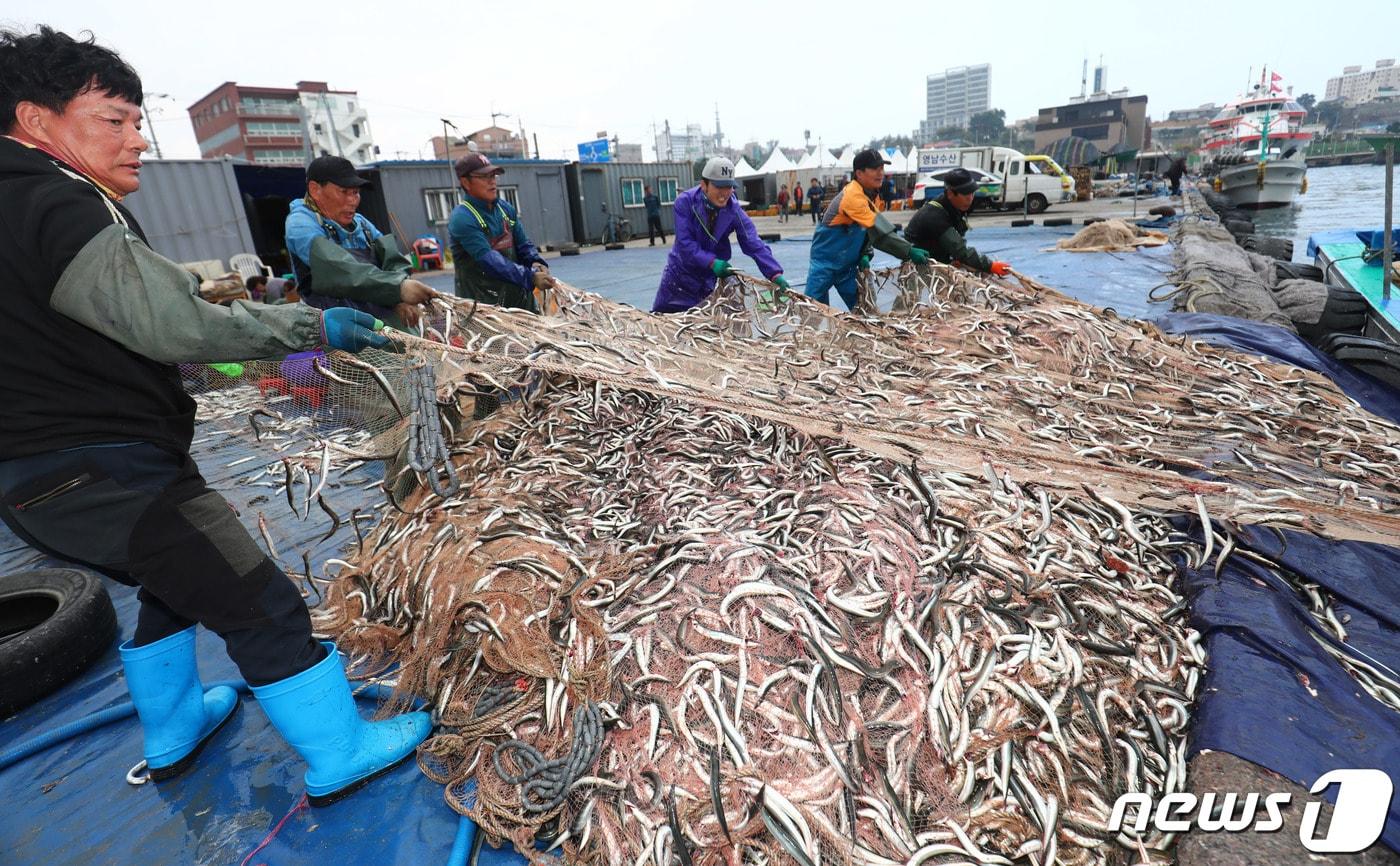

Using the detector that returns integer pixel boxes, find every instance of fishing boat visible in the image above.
[1202,70,1311,209]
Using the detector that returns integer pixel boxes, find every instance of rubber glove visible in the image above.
[711,258,734,278]
[773,275,791,291]
[909,247,930,265]
[322,307,389,352]
[857,255,871,270]
[990,261,1012,277]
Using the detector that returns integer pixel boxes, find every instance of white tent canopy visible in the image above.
[756,148,797,175]
[732,157,762,179]
[835,146,857,170]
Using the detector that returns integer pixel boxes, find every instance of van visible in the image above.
[914,146,1072,214]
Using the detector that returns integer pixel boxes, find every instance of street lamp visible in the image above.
[142,92,170,159]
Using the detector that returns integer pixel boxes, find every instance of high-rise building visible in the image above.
[1324,60,1400,106]
[188,80,375,166]
[921,64,991,137]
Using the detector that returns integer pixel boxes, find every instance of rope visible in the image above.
[404,358,461,498]
[491,701,603,814]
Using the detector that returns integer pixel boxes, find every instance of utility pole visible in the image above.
[141,92,169,159]
[533,133,540,160]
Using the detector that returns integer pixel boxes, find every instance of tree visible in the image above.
[1389,121,1400,134]
[1314,99,1345,131]
[968,109,1007,145]
[934,125,967,142]
[866,133,914,151]
[1297,92,1316,117]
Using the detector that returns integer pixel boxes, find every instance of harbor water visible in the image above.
[1250,163,1389,261]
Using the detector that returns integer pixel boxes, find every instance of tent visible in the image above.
[733,156,762,179]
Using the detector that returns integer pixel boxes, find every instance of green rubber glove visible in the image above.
[858,254,871,270]
[207,362,245,378]
[773,275,791,291]
[711,258,734,278]
[909,247,930,265]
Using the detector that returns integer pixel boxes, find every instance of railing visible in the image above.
[239,103,301,117]
[1308,138,1378,157]
[244,134,304,145]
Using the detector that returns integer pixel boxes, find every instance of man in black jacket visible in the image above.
[0,26,428,805]
[904,168,1011,277]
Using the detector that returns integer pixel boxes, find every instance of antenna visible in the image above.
[1081,57,1088,99]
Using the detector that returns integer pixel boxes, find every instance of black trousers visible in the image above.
[647,214,666,244]
[0,442,323,685]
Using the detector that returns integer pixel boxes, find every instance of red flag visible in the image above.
[1271,72,1283,81]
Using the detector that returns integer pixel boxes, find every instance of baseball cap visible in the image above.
[942,168,979,195]
[455,153,505,178]
[852,149,891,172]
[701,156,737,188]
[306,155,370,188]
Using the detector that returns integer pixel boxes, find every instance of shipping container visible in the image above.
[564,162,696,244]
[120,158,257,270]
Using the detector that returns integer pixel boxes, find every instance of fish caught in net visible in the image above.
[189,262,1400,865]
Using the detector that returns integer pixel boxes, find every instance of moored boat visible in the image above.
[1202,71,1311,210]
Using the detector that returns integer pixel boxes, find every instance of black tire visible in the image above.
[618,224,633,243]
[604,242,625,251]
[1010,219,1034,228]
[1025,194,1048,215]
[1242,236,1294,261]
[1224,218,1254,237]
[759,233,781,242]
[0,568,116,719]
[1043,217,1072,227]
[1276,261,1324,282]
[560,248,580,257]
[1083,217,1104,225]
[1301,285,1370,343]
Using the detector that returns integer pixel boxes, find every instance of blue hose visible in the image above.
[445,813,477,866]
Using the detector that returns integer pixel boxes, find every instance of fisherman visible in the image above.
[448,152,551,311]
[1165,156,1187,198]
[285,155,435,329]
[805,148,929,310]
[904,167,1011,278]
[0,26,430,804]
[651,156,789,313]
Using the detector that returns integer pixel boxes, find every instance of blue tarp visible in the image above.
[1157,313,1400,852]
[0,420,524,866]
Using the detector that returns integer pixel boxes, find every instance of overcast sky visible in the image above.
[7,1,1395,162]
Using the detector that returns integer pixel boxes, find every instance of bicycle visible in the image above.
[600,203,633,244]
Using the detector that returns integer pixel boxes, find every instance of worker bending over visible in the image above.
[285,155,435,329]
[448,152,552,311]
[652,157,788,313]
[0,26,429,806]
[904,168,1010,277]
[805,148,929,310]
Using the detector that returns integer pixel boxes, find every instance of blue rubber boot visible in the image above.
[118,627,239,781]
[251,641,431,806]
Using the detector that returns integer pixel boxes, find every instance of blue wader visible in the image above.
[804,222,866,310]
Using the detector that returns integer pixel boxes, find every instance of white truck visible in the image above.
[915,146,1074,214]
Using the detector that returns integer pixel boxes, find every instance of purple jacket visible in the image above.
[652,185,783,313]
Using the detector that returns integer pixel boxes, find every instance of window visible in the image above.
[657,177,679,204]
[498,186,520,210]
[246,121,302,137]
[620,178,644,208]
[347,101,355,112]
[252,149,305,165]
[352,123,361,138]
[314,123,323,135]
[424,188,459,225]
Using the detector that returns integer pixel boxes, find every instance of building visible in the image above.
[656,120,722,162]
[920,64,991,137]
[1152,103,1219,152]
[188,81,375,166]
[1325,60,1400,106]
[433,125,529,162]
[1033,91,1150,155]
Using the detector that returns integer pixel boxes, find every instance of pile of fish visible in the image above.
[210,264,1399,865]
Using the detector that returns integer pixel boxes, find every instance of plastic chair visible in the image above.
[229,253,271,283]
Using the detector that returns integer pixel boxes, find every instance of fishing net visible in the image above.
[183,263,1400,865]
